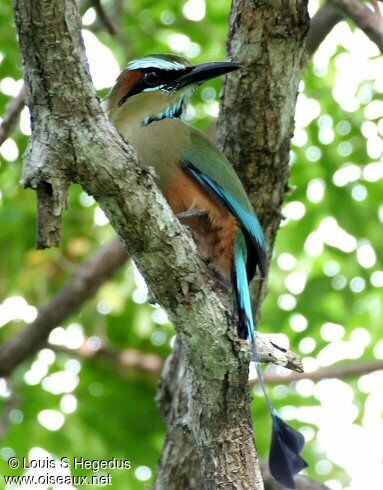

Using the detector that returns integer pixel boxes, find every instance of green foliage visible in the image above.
[1,1,383,488]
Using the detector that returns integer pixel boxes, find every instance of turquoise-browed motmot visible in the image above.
[106,54,306,488]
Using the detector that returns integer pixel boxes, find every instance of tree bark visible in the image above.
[12,0,307,489]
[218,0,309,305]
[156,2,310,489]
[155,343,327,490]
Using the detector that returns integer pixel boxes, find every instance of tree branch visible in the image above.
[258,359,383,385]
[59,333,303,374]
[306,0,383,58]
[328,0,383,51]
[52,343,165,375]
[90,0,118,36]
[371,0,383,21]
[0,84,26,147]
[306,3,344,56]
[52,334,383,388]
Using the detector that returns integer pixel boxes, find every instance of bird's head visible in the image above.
[105,53,241,128]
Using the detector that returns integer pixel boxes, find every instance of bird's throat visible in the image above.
[142,94,187,127]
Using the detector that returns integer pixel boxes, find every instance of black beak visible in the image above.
[174,61,241,88]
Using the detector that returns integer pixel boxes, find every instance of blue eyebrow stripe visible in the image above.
[127,58,185,71]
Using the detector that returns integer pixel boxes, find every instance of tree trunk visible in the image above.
[155,1,310,489]
[218,0,310,315]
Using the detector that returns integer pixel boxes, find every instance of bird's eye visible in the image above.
[144,71,161,86]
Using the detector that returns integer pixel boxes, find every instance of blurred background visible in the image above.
[1,0,383,488]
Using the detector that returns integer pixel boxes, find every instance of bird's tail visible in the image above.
[233,231,307,490]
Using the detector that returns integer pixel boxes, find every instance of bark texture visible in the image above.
[13,1,305,489]
[218,0,309,307]
[156,2,310,489]
[156,342,327,490]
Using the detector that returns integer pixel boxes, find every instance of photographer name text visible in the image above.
[8,456,131,472]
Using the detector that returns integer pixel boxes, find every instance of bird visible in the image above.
[105,53,307,489]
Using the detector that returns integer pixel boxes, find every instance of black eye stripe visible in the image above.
[118,67,193,107]
[141,67,192,87]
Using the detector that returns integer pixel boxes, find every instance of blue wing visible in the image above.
[182,129,267,278]
[183,162,267,278]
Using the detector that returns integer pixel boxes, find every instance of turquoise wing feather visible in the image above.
[182,128,267,278]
